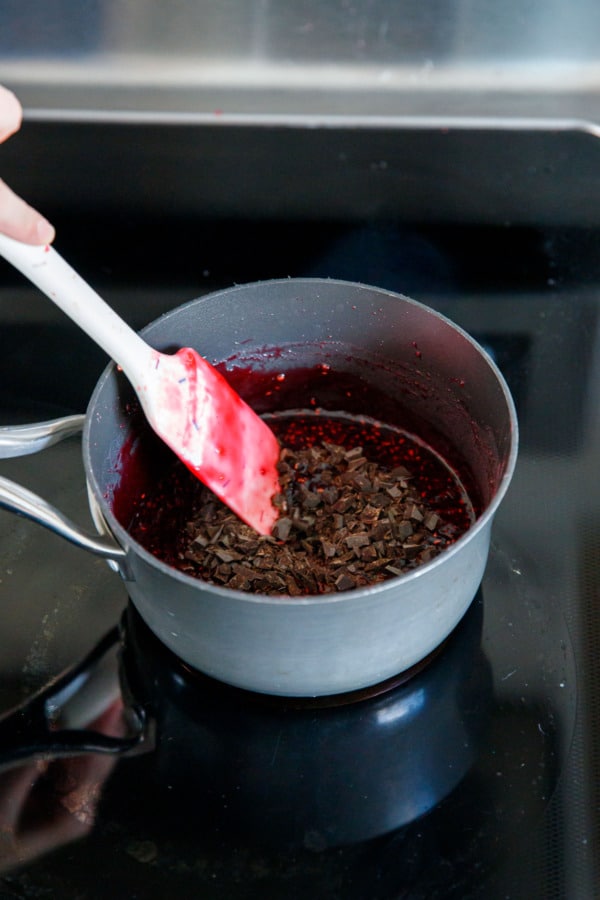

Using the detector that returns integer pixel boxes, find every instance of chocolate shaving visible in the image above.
[174,441,470,596]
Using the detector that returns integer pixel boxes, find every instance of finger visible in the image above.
[0,86,22,143]
[0,179,55,245]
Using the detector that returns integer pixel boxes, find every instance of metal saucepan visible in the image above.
[0,279,518,697]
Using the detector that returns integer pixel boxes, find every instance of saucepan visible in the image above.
[0,278,518,697]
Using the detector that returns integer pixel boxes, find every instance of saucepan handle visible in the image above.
[0,415,128,567]
[0,414,86,458]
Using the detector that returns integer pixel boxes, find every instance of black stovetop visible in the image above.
[0,220,598,899]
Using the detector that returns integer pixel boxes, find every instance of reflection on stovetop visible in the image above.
[0,542,577,898]
[0,221,598,898]
[116,596,489,849]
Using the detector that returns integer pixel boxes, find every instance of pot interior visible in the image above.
[85,279,516,549]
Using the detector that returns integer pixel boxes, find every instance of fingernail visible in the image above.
[36,216,55,244]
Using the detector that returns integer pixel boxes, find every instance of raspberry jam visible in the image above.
[114,407,475,589]
[269,410,475,527]
[110,362,479,593]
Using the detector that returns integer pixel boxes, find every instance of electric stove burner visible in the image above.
[0,541,577,884]
[115,589,490,849]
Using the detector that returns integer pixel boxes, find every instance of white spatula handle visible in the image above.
[0,234,153,384]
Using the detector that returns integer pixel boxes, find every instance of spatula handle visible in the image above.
[0,234,152,383]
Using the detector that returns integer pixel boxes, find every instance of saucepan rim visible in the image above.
[83,277,519,606]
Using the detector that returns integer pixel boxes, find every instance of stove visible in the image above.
[0,219,598,899]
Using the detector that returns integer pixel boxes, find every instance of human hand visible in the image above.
[0,85,55,245]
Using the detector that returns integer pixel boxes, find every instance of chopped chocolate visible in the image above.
[171,440,471,595]
[272,516,293,541]
[127,411,475,597]
[335,572,357,591]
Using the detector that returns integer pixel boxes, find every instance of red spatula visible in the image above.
[0,234,280,535]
